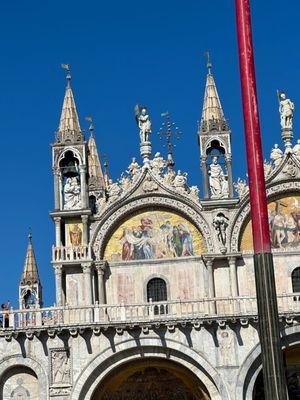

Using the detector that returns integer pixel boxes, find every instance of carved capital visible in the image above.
[53,217,61,224]
[82,262,92,273]
[79,165,87,174]
[53,265,63,275]
[95,260,107,275]
[227,256,236,266]
[225,154,232,163]
[81,215,89,224]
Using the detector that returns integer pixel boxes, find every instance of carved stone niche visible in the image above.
[49,348,72,397]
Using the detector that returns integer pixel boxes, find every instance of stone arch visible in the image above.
[0,355,48,400]
[91,195,213,259]
[71,337,229,400]
[235,325,300,400]
[229,182,300,253]
[56,146,84,166]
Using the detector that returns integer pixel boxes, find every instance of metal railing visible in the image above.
[1,293,300,330]
[52,245,92,263]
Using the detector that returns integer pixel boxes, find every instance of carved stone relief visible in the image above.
[50,348,72,396]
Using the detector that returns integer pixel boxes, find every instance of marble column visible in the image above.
[201,156,209,199]
[54,217,61,246]
[95,261,107,304]
[206,259,216,314]
[53,168,61,210]
[225,154,234,198]
[82,263,93,305]
[80,165,88,209]
[228,256,239,297]
[54,265,63,306]
[81,215,89,246]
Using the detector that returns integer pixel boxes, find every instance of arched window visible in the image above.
[147,278,167,315]
[292,267,300,293]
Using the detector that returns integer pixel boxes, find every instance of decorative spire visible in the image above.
[56,64,83,143]
[20,230,40,285]
[103,153,110,187]
[200,54,227,133]
[86,117,105,189]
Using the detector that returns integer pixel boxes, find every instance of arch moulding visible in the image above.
[71,337,229,400]
[0,354,48,400]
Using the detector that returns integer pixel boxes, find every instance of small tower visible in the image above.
[51,66,101,308]
[19,232,42,309]
[198,55,234,200]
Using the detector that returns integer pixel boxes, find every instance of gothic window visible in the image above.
[292,267,300,294]
[147,278,167,315]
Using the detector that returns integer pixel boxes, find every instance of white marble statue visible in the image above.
[213,213,229,246]
[208,156,229,199]
[151,152,166,175]
[189,185,199,201]
[127,157,140,181]
[270,144,284,167]
[119,174,132,191]
[135,105,152,143]
[293,139,300,159]
[234,178,249,198]
[279,91,294,129]
[173,170,187,193]
[107,179,121,202]
[64,177,81,210]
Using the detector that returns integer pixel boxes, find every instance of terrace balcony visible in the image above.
[52,244,92,264]
[0,294,299,337]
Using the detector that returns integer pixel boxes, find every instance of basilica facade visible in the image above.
[1,64,300,400]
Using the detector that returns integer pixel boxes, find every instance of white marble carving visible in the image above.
[127,157,141,181]
[213,212,229,247]
[293,139,300,159]
[64,177,82,210]
[51,349,71,386]
[151,152,166,175]
[279,91,294,129]
[142,175,158,192]
[270,144,284,167]
[234,178,249,198]
[264,160,273,178]
[135,105,152,144]
[107,179,122,202]
[173,170,188,194]
[208,156,229,199]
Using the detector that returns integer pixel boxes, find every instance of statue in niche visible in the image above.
[151,152,166,175]
[293,139,300,159]
[213,212,229,246]
[134,104,152,143]
[127,157,140,180]
[270,144,284,167]
[279,91,294,129]
[234,178,249,198]
[64,177,81,210]
[208,156,229,199]
[52,350,71,385]
[173,170,188,193]
[107,179,121,202]
[69,224,82,246]
[10,378,30,399]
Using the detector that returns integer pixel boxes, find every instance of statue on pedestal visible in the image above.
[279,91,294,130]
[127,157,140,181]
[134,105,152,144]
[173,170,188,193]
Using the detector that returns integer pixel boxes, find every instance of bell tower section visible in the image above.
[50,67,97,307]
[198,57,234,201]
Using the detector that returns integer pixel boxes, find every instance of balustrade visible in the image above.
[1,293,300,330]
[52,245,92,262]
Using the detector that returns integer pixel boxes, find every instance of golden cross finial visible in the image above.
[61,63,71,86]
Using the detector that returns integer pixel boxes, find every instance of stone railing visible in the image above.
[52,245,92,263]
[1,293,300,331]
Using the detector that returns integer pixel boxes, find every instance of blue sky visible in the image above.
[0,1,299,307]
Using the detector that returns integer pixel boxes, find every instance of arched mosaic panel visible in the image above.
[240,195,300,251]
[104,209,206,262]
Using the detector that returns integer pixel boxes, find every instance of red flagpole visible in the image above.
[235,0,287,398]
